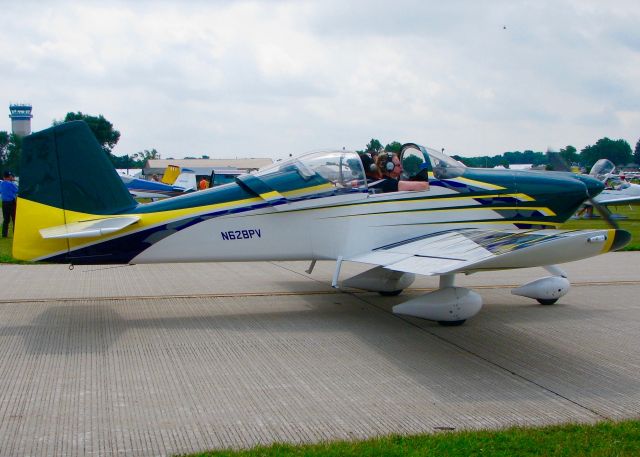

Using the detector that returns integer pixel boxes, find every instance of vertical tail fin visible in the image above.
[14,121,136,261]
[173,169,197,191]
[160,165,180,184]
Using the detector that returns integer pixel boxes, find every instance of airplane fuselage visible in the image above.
[26,166,594,265]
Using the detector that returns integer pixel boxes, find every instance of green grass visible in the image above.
[177,420,640,457]
[0,225,19,263]
[560,205,640,250]
[0,224,31,264]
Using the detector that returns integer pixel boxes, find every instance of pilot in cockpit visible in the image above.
[369,152,429,193]
[358,152,381,184]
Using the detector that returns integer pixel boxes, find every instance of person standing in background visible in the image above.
[1,171,18,238]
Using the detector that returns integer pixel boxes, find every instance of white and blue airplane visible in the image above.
[121,168,197,199]
[13,121,630,325]
[590,159,640,207]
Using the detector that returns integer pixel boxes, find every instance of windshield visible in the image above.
[401,143,465,179]
[589,159,615,181]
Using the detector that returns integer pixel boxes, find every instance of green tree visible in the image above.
[634,138,640,164]
[132,149,161,164]
[0,131,9,170]
[580,137,633,169]
[3,134,23,174]
[366,139,383,154]
[559,145,578,165]
[110,149,160,169]
[54,112,121,154]
[110,154,136,169]
[384,141,403,153]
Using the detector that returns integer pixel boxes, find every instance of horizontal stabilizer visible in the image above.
[39,216,140,239]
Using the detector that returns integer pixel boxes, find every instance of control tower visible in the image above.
[9,103,33,137]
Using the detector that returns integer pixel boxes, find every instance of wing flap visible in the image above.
[40,216,140,239]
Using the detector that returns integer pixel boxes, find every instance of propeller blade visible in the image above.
[588,197,619,230]
[546,147,571,172]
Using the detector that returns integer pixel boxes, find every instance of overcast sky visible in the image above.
[1,0,639,160]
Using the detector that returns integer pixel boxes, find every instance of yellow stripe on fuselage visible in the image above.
[259,190,284,200]
[282,182,334,197]
[276,193,550,216]
[453,176,506,190]
[328,205,557,218]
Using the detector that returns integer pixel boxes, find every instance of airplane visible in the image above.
[13,121,631,326]
[589,159,640,207]
[121,166,197,199]
[574,159,640,219]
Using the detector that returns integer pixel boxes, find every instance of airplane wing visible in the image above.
[590,195,640,206]
[346,228,630,276]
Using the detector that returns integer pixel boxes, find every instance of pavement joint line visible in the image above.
[411,280,640,290]
[0,290,348,305]
[268,261,335,287]
[348,290,613,422]
[0,280,636,305]
[267,261,640,290]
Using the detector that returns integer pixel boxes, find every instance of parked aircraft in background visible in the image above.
[122,166,246,200]
[575,159,640,219]
[121,168,197,199]
[13,122,630,325]
[589,159,640,207]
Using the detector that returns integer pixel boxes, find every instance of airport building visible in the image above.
[143,158,273,177]
[9,103,33,137]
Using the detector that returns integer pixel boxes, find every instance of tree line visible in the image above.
[0,112,161,174]
[1,112,639,175]
[362,138,640,171]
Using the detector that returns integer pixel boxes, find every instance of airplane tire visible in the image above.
[437,320,466,327]
[379,290,403,297]
[537,298,559,305]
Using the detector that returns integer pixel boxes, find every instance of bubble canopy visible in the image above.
[589,159,615,180]
[401,143,465,180]
[254,151,367,191]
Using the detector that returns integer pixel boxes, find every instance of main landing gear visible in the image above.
[392,274,483,326]
[341,267,483,326]
[341,265,571,326]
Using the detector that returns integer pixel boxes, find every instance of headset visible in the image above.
[384,152,395,172]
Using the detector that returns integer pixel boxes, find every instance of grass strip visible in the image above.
[179,420,640,457]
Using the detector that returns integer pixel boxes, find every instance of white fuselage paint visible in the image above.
[130,187,515,264]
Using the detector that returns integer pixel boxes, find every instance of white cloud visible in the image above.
[1,0,639,159]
